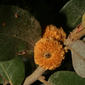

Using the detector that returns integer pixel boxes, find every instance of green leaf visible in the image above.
[15,38,28,53]
[0,5,41,55]
[60,0,85,29]
[0,34,17,61]
[48,71,85,85]
[0,33,28,61]
[0,57,25,85]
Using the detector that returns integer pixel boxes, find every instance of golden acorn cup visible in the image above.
[34,38,65,70]
[43,25,66,42]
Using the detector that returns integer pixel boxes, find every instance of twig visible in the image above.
[64,24,85,46]
[38,76,52,85]
[64,28,85,46]
[71,28,85,40]
[23,66,46,85]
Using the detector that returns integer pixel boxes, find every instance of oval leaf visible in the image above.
[0,5,41,55]
[70,40,85,78]
[48,71,85,85]
[60,0,85,29]
[0,57,25,85]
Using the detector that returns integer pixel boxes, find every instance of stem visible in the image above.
[23,66,46,85]
[38,76,52,85]
[64,26,85,46]
[71,28,85,40]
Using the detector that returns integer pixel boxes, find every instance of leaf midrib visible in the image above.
[0,64,13,85]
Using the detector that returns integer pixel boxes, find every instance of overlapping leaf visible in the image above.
[0,57,25,85]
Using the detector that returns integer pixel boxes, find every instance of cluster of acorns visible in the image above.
[34,25,66,70]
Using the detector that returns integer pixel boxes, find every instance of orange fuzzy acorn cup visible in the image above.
[34,38,65,70]
[43,25,66,42]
